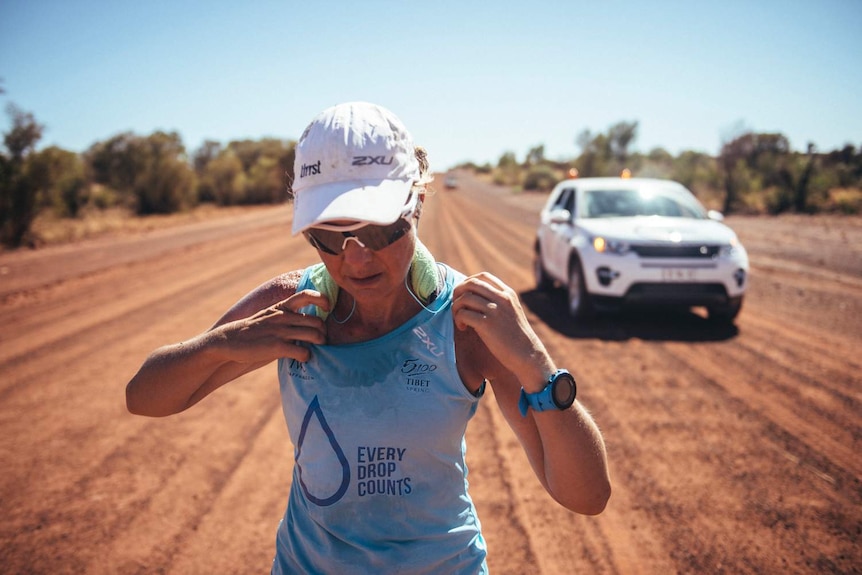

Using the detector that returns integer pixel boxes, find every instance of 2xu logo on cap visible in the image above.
[352,155,394,166]
[300,156,394,179]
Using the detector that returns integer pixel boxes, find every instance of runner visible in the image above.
[126,101,610,574]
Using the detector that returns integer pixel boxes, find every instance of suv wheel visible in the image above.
[533,244,553,291]
[567,258,593,318]
[707,297,743,324]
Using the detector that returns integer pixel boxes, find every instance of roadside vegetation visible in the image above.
[1,103,295,248]
[462,121,862,217]
[2,104,860,250]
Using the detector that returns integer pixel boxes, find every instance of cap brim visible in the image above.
[291,178,415,235]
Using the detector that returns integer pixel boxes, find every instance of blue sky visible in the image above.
[1,0,860,170]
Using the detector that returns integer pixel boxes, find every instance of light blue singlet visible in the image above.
[272,263,488,574]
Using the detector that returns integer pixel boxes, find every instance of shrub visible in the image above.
[826,188,862,214]
[522,165,559,192]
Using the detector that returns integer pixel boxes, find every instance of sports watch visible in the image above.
[518,369,577,417]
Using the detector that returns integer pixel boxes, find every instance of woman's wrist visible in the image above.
[516,353,557,394]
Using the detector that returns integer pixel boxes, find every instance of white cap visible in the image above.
[291,102,420,235]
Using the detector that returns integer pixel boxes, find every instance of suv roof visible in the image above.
[555,177,688,192]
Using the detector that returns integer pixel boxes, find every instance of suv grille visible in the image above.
[631,244,721,258]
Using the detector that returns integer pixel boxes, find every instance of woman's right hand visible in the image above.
[126,289,330,417]
[216,289,330,365]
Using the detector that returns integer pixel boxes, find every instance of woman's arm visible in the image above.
[484,364,610,515]
[453,272,611,515]
[125,275,330,417]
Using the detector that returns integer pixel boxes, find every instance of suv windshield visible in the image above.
[583,188,706,219]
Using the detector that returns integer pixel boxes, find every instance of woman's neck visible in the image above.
[326,287,421,344]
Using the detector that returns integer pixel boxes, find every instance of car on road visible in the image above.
[533,176,749,323]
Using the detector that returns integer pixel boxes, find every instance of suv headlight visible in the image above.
[592,236,629,255]
[718,237,740,258]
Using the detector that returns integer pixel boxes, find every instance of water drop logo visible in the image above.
[295,395,350,506]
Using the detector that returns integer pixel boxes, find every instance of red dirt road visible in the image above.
[1,173,860,574]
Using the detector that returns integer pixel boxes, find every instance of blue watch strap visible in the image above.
[518,373,559,417]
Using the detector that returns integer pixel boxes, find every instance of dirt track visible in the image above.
[1,173,860,574]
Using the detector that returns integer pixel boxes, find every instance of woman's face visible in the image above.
[317,220,417,304]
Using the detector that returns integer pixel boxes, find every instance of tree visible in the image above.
[86,131,197,214]
[494,151,520,186]
[524,144,545,167]
[671,151,720,206]
[1,104,44,246]
[27,146,86,217]
[523,164,558,192]
[575,129,604,177]
[193,140,223,174]
[201,151,245,205]
[608,121,638,167]
[133,131,197,214]
[774,143,817,213]
[718,132,790,213]
[245,155,283,204]
[822,144,862,194]
[220,138,294,205]
[794,144,817,212]
[638,147,674,179]
[193,140,222,203]
[573,121,637,177]
[86,132,147,198]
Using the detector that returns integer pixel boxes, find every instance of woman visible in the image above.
[126,101,610,574]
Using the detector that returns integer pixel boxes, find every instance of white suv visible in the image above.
[534,177,749,323]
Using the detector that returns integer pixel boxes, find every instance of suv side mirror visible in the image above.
[550,208,572,224]
[707,210,724,222]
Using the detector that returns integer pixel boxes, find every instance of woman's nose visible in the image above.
[341,237,373,263]
[340,235,366,251]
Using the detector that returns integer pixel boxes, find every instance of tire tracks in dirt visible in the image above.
[426,186,541,573]
[0,218,307,574]
[0,233,305,425]
[431,189,644,574]
[87,378,285,573]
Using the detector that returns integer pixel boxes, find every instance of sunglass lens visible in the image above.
[305,218,412,255]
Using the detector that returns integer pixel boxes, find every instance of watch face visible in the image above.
[552,373,576,408]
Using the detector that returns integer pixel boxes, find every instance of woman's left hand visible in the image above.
[452,272,553,382]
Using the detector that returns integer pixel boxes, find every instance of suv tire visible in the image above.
[533,244,553,291]
[707,296,743,324]
[567,257,593,318]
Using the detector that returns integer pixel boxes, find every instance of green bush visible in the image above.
[133,156,197,214]
[827,188,862,214]
[522,165,559,192]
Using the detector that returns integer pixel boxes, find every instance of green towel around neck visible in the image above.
[307,239,439,320]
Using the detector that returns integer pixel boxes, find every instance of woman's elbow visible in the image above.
[126,384,154,416]
[581,481,612,515]
[125,380,176,417]
[556,479,612,516]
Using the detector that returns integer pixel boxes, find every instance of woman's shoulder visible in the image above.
[249,270,305,306]
[216,270,305,325]
[266,270,304,294]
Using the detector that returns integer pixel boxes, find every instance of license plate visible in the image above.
[661,268,698,281]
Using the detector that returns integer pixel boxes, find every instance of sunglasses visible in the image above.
[303,217,413,255]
